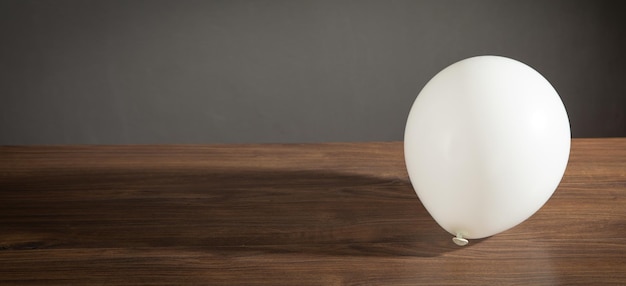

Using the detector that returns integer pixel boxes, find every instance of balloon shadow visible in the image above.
[2,166,483,257]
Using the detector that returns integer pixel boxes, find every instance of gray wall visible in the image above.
[1,0,624,144]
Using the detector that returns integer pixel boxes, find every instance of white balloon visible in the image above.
[404,55,570,244]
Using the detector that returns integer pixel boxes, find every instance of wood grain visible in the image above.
[1,139,625,285]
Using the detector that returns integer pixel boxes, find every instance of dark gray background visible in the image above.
[1,0,624,144]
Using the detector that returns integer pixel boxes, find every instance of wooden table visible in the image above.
[1,138,625,285]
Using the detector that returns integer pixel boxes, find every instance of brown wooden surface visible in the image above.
[1,138,625,285]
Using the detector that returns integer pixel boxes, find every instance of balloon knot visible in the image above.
[452,233,469,246]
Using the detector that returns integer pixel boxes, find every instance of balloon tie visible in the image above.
[452,233,469,246]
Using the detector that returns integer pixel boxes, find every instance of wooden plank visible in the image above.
[1,139,625,285]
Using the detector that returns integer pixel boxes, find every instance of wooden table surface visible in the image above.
[1,138,625,285]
